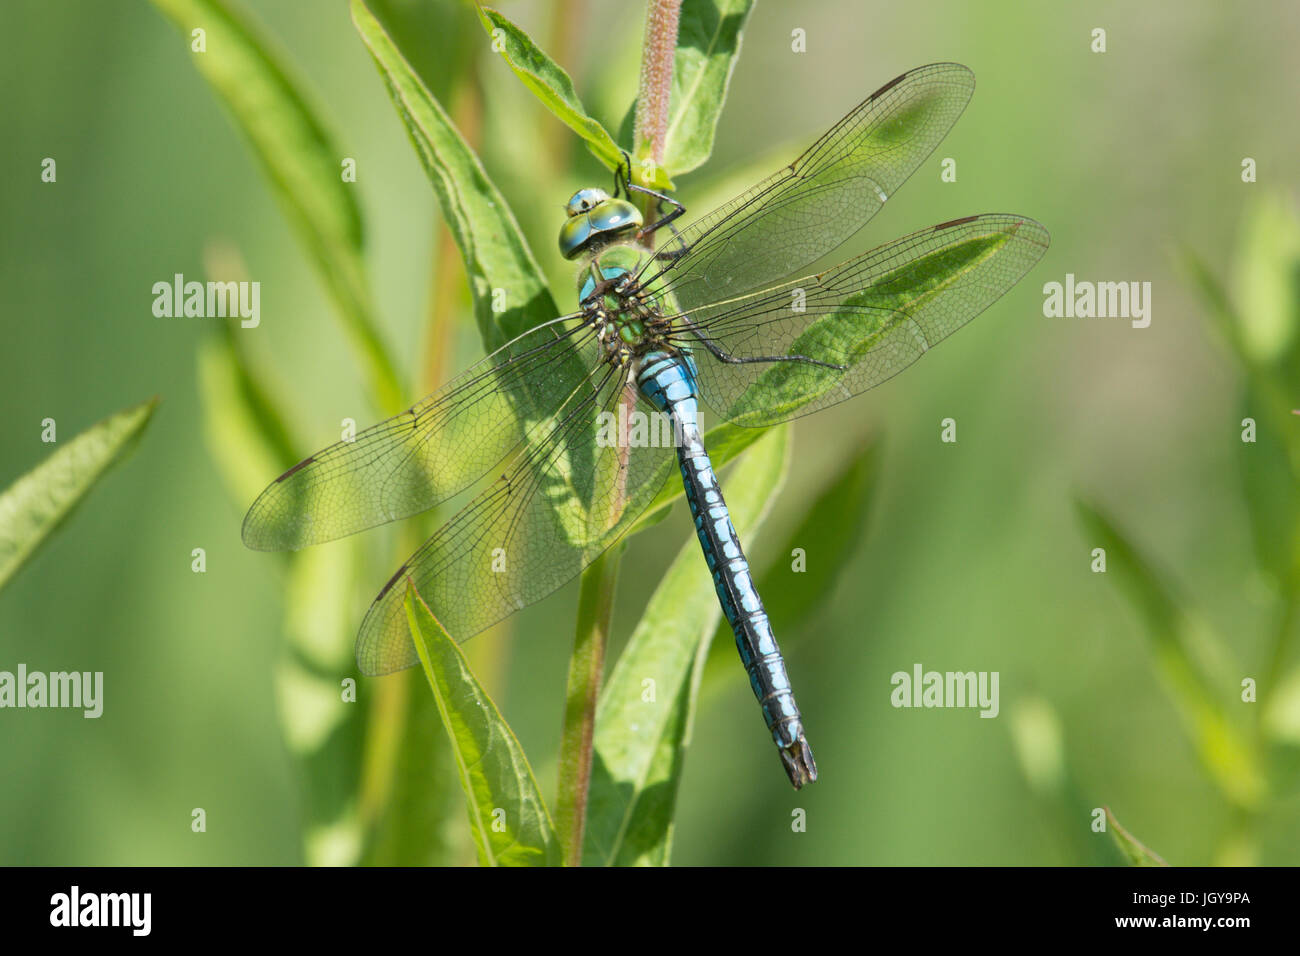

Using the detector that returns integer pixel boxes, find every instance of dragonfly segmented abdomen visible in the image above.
[637,350,817,788]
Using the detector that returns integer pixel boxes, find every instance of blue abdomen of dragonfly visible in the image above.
[636,349,818,789]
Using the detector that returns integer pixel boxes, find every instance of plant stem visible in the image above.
[556,541,624,865]
[554,0,679,867]
[633,0,681,182]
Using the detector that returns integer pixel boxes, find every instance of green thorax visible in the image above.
[577,243,652,345]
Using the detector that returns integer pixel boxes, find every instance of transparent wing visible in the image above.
[669,215,1050,427]
[241,314,598,551]
[640,63,976,309]
[356,368,678,674]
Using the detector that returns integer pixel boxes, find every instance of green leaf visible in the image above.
[405,584,562,866]
[353,0,560,351]
[756,437,878,633]
[659,0,754,176]
[1004,698,1118,865]
[1264,665,1300,747]
[362,0,481,105]
[1180,243,1300,467]
[280,549,460,868]
[1179,246,1300,583]
[1009,698,1067,798]
[0,400,158,595]
[704,438,879,682]
[358,667,459,866]
[1105,807,1170,866]
[276,607,367,865]
[196,321,385,863]
[0,399,158,593]
[1075,498,1267,808]
[1180,247,1249,358]
[148,0,404,413]
[197,324,300,510]
[1236,389,1298,589]
[727,227,1014,425]
[477,7,671,190]
[583,425,791,866]
[1230,193,1300,369]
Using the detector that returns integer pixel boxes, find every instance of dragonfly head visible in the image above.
[559,187,643,259]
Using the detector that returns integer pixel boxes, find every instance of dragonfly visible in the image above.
[243,62,1049,789]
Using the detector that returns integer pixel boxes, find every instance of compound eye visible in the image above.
[566,187,611,218]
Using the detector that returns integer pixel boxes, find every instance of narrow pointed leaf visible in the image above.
[197,324,301,510]
[1230,194,1300,369]
[1263,665,1300,747]
[659,0,754,176]
[359,666,458,866]
[1075,498,1266,808]
[1105,807,1170,866]
[353,0,559,349]
[477,7,671,190]
[1179,243,1300,585]
[1179,247,1249,357]
[149,0,404,413]
[405,585,562,866]
[0,399,158,592]
[1235,389,1298,589]
[584,425,791,866]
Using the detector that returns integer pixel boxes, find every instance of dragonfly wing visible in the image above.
[356,368,678,674]
[241,314,598,551]
[641,63,975,310]
[677,215,1050,427]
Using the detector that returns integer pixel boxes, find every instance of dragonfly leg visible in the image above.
[632,186,686,241]
[614,150,689,250]
[678,314,848,371]
[613,149,634,198]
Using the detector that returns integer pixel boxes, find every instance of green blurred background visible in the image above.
[3,0,1299,865]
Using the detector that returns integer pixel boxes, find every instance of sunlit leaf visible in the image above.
[1105,807,1169,866]
[477,7,672,189]
[1075,498,1266,809]
[149,0,404,413]
[0,398,158,593]
[358,666,458,867]
[405,585,562,866]
[1235,389,1298,589]
[1231,194,1300,368]
[353,0,560,350]
[659,0,754,176]
[1010,698,1067,797]
[197,324,300,511]
[1180,237,1300,586]
[1264,666,1300,747]
[725,224,1022,425]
